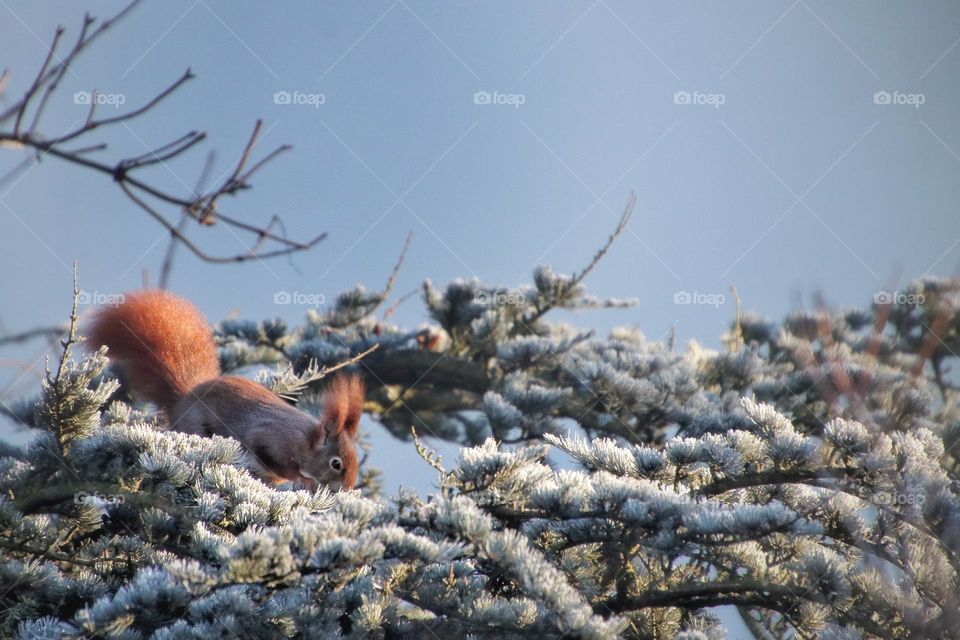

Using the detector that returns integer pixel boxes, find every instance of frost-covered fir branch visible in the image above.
[7,412,956,637]
[2,266,959,638]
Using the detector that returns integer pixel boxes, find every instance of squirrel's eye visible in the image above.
[330,457,343,472]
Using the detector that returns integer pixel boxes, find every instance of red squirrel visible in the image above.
[88,290,363,492]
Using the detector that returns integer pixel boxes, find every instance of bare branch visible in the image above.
[572,191,635,288]
[119,181,327,264]
[382,231,413,300]
[523,193,635,326]
[54,68,195,144]
[0,3,326,271]
[159,150,216,288]
[381,288,419,323]
[14,26,65,137]
[0,325,68,348]
[0,2,141,124]
[122,131,206,172]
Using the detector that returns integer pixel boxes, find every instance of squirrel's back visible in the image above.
[88,290,220,412]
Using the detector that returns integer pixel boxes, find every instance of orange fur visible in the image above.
[87,290,364,491]
[322,375,364,439]
[88,290,220,412]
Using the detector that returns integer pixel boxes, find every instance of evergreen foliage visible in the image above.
[2,271,958,639]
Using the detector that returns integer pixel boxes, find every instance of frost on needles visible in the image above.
[2,271,959,639]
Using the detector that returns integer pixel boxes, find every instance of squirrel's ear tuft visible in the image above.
[344,375,364,439]
[322,374,365,440]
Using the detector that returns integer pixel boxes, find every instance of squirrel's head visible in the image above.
[297,374,364,492]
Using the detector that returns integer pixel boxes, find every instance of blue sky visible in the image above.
[2,0,959,504]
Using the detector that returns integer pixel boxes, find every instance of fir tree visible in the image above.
[2,252,958,639]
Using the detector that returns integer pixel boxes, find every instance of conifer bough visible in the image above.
[2,260,958,639]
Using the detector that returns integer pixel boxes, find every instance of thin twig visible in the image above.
[159,150,216,288]
[320,343,380,378]
[912,287,957,377]
[0,2,142,124]
[411,426,446,474]
[120,175,326,263]
[729,285,743,352]
[524,193,635,326]
[1,4,326,269]
[157,213,191,289]
[0,324,68,347]
[122,130,206,171]
[55,69,194,144]
[2,4,129,124]
[14,26,65,136]
[382,231,413,301]
[382,288,419,323]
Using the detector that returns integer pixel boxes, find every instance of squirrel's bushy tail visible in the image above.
[88,290,221,412]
